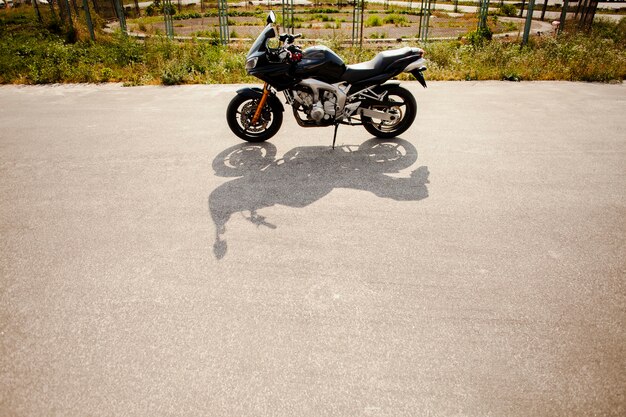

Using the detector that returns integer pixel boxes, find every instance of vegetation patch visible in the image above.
[0,9,624,85]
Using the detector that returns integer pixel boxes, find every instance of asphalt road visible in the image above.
[1,82,625,416]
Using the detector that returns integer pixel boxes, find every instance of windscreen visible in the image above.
[247,25,276,57]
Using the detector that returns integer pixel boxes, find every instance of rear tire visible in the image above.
[362,85,417,139]
[226,94,283,142]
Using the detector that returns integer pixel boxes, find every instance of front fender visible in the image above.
[235,87,284,112]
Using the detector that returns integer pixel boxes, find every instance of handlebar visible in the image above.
[268,33,303,64]
[279,33,302,45]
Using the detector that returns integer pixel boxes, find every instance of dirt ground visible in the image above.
[132,13,537,40]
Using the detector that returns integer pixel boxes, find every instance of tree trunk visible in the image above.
[541,0,548,20]
[58,0,67,23]
[48,0,57,19]
[32,0,43,23]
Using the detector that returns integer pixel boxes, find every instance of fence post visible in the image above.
[63,0,74,30]
[164,0,174,38]
[477,0,490,31]
[540,0,548,20]
[47,0,57,20]
[352,0,364,47]
[282,0,294,34]
[113,0,127,34]
[32,0,43,23]
[522,0,536,45]
[218,0,229,45]
[558,0,569,34]
[419,0,432,41]
[82,0,96,41]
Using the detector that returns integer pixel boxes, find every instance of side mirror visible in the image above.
[267,11,276,24]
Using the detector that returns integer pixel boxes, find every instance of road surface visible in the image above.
[1,82,625,416]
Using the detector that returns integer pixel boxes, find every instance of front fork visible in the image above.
[251,82,270,125]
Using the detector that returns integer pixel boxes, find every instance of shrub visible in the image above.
[0,8,624,85]
[369,32,388,39]
[313,14,332,22]
[366,15,382,27]
[383,14,409,26]
[145,0,176,17]
[466,26,493,48]
[591,17,626,47]
[100,67,114,82]
[498,4,517,17]
[161,61,188,85]
[146,2,158,16]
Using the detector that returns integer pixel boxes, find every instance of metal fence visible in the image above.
[21,0,608,46]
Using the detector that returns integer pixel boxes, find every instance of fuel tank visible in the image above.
[294,46,346,83]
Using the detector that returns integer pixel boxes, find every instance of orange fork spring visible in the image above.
[251,83,270,125]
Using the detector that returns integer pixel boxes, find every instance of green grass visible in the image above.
[383,14,410,27]
[425,29,626,82]
[1,9,624,85]
[365,15,383,28]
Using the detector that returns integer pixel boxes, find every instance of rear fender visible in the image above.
[411,70,427,88]
[405,58,427,88]
[235,87,285,112]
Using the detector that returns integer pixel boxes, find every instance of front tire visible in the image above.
[362,85,417,139]
[226,94,283,142]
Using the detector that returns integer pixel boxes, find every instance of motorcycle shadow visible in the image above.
[209,138,429,259]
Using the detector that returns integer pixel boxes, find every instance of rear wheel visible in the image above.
[362,85,417,139]
[226,94,283,142]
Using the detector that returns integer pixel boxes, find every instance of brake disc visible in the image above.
[240,101,270,132]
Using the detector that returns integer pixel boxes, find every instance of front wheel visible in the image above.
[226,93,283,142]
[362,85,417,139]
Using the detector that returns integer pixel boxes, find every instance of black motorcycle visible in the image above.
[226,11,427,146]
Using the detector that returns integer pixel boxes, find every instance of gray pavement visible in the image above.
[1,82,625,416]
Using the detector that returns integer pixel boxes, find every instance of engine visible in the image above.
[294,89,338,123]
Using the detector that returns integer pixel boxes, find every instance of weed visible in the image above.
[0,9,624,85]
[498,4,517,17]
[366,15,382,27]
[100,67,114,82]
[383,14,409,27]
[466,26,493,48]
[369,32,388,39]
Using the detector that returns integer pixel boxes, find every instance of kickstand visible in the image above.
[332,123,339,149]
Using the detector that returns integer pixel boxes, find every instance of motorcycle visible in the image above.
[226,11,427,147]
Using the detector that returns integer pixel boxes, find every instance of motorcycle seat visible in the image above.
[341,47,420,85]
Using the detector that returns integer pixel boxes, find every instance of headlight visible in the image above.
[245,57,258,71]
